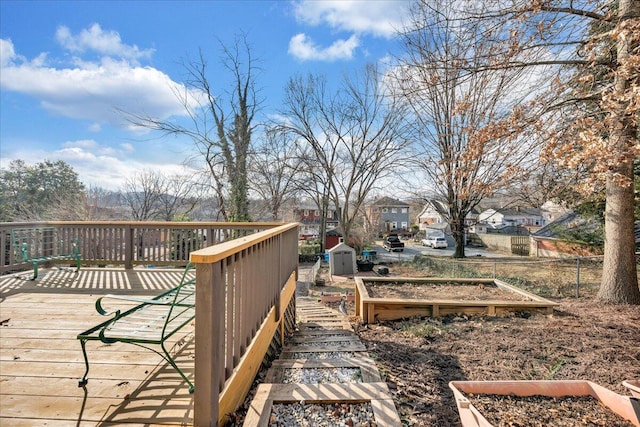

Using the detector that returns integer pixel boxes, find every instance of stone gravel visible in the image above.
[287,351,356,359]
[281,367,362,384]
[269,401,377,426]
[295,341,356,347]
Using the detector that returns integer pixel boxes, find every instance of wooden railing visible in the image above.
[1,221,284,274]
[1,220,300,426]
[190,223,299,426]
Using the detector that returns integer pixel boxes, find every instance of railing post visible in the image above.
[124,226,133,269]
[194,261,224,427]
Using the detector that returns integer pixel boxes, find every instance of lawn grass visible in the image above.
[411,255,606,298]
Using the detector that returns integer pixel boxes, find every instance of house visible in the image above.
[478,207,545,230]
[416,200,447,230]
[541,200,572,224]
[291,203,339,240]
[415,200,448,238]
[416,200,480,240]
[365,197,411,234]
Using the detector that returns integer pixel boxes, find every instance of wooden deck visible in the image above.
[1,266,402,426]
[1,267,195,426]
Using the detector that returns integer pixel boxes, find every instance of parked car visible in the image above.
[382,235,405,252]
[422,236,448,249]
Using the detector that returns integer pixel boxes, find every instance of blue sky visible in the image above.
[1,0,410,190]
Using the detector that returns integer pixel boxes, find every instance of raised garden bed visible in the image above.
[355,277,558,324]
[624,380,640,398]
[242,382,401,426]
[448,380,640,427]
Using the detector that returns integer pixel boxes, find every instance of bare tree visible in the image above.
[127,34,259,222]
[293,144,334,251]
[121,170,201,221]
[395,0,541,258]
[248,127,302,221]
[156,173,200,221]
[279,64,411,242]
[75,185,120,221]
[121,170,163,220]
[465,0,640,303]
[506,161,587,210]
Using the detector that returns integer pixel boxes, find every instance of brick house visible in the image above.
[292,204,339,240]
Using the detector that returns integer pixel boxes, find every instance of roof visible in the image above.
[326,228,343,236]
[484,207,543,217]
[532,211,598,239]
[369,196,408,207]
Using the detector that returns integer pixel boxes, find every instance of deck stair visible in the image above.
[242,296,401,426]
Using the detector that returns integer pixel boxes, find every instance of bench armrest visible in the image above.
[95,287,195,316]
[95,294,183,316]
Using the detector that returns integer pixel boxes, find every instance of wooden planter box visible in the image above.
[354,277,557,324]
[242,382,401,426]
[448,380,640,427]
[623,380,640,398]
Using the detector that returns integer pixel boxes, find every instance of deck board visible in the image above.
[1,268,195,426]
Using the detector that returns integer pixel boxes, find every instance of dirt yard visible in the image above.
[328,272,640,426]
[229,261,639,426]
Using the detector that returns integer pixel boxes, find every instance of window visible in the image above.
[401,222,408,229]
[402,208,408,213]
[315,210,320,217]
[382,208,388,213]
[392,221,398,229]
[391,208,397,213]
[304,210,309,216]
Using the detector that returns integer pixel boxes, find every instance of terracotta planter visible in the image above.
[623,380,640,398]
[448,380,640,427]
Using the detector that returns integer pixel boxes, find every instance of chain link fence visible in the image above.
[411,256,610,299]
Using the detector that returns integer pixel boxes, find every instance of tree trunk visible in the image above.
[319,194,329,253]
[451,215,466,258]
[597,152,640,304]
[596,0,640,304]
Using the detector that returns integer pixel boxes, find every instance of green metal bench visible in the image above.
[12,227,81,280]
[77,264,196,392]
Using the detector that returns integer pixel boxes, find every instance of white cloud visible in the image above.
[288,33,359,61]
[89,123,102,132]
[55,23,154,63]
[0,33,200,130]
[120,142,135,153]
[3,138,193,190]
[293,0,409,38]
[0,38,18,67]
[62,139,99,149]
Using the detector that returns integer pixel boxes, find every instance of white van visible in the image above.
[423,236,448,249]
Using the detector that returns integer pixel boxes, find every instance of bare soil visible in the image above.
[364,281,526,301]
[319,271,640,426]
[470,395,635,427]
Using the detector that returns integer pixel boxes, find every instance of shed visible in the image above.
[327,241,357,276]
[325,228,343,250]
